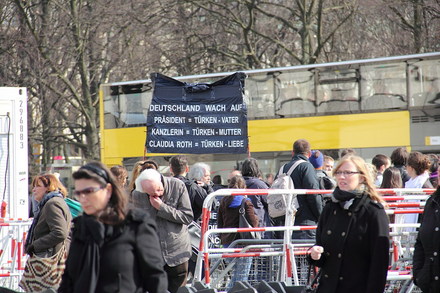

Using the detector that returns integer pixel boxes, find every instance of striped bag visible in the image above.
[19,244,67,292]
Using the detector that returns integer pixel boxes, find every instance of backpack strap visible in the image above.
[277,164,286,177]
[284,159,307,176]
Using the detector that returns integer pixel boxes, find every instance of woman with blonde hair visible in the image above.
[20,174,72,291]
[309,155,389,293]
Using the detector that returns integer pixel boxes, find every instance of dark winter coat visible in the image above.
[283,154,322,238]
[243,176,273,238]
[395,164,411,187]
[187,180,213,221]
[217,196,259,245]
[413,187,440,293]
[311,193,390,293]
[174,175,213,221]
[59,209,168,293]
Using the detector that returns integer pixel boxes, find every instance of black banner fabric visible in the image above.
[146,72,248,154]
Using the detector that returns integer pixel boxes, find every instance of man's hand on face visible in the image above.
[149,195,163,210]
[142,179,165,210]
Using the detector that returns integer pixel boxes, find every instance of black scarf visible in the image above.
[25,191,63,251]
[332,187,364,209]
[69,214,120,293]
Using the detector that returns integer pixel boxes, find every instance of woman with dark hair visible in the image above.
[309,155,389,293]
[380,167,403,189]
[217,175,258,289]
[59,161,167,293]
[20,174,72,291]
[413,185,440,292]
[241,158,274,282]
[241,157,272,239]
[391,147,411,187]
[218,175,259,244]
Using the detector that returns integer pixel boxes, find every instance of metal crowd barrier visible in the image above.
[193,188,435,292]
[0,218,32,290]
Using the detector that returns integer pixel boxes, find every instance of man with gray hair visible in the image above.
[132,168,193,293]
[187,162,214,221]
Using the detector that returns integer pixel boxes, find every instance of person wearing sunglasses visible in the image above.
[308,155,389,293]
[58,161,167,293]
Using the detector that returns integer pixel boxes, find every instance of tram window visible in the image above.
[317,69,359,113]
[409,60,440,108]
[360,64,407,111]
[276,71,316,117]
[104,94,119,129]
[246,74,276,119]
[104,91,151,129]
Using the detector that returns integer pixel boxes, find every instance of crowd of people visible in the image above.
[20,139,440,293]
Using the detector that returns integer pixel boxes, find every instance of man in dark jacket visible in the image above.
[285,139,322,239]
[170,155,213,222]
[170,155,191,184]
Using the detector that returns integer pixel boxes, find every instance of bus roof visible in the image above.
[104,52,440,87]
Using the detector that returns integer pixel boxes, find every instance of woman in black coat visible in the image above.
[58,162,167,293]
[309,155,390,293]
[413,185,440,292]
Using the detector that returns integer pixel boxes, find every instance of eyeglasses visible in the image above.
[73,186,104,199]
[334,171,360,176]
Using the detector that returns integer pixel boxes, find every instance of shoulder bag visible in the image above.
[238,198,261,240]
[19,244,67,292]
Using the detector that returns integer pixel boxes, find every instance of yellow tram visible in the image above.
[99,52,440,178]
